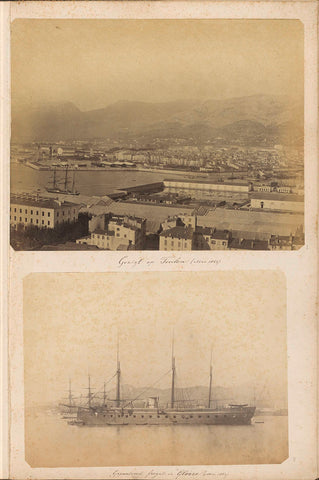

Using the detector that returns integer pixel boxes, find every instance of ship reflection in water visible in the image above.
[25,411,288,467]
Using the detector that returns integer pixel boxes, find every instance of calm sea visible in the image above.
[25,411,288,468]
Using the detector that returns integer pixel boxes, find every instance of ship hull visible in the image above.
[77,407,256,426]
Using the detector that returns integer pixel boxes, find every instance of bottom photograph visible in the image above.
[23,270,288,467]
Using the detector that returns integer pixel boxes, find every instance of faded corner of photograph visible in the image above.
[10,19,304,252]
[23,271,288,467]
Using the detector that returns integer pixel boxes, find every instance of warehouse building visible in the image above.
[250,193,304,212]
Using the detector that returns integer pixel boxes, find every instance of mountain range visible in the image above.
[11,94,303,146]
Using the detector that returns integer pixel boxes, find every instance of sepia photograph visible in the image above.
[10,19,304,252]
[23,271,288,467]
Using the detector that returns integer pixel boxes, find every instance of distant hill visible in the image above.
[11,95,303,146]
[101,382,287,410]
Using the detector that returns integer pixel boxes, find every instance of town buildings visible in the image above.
[159,226,194,251]
[76,213,146,250]
[10,193,80,229]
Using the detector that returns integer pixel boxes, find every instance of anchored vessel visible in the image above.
[65,341,255,426]
[46,167,80,195]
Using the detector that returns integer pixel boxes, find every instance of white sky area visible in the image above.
[24,271,287,406]
[12,19,303,111]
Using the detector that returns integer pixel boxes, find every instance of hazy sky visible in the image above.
[24,271,287,407]
[11,19,303,111]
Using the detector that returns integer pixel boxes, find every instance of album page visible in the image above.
[1,1,318,480]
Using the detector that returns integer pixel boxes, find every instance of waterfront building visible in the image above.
[164,179,251,194]
[10,193,80,229]
[250,193,304,212]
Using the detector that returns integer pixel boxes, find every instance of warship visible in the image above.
[64,340,256,426]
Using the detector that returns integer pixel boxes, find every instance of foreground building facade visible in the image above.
[10,193,80,229]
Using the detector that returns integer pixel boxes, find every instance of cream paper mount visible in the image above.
[1,1,318,480]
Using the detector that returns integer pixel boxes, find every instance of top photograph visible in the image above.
[10,19,304,251]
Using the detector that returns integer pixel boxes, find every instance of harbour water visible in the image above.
[25,410,288,467]
[11,164,210,197]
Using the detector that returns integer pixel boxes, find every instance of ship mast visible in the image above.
[64,165,69,191]
[208,349,213,408]
[88,374,92,408]
[71,171,76,194]
[171,331,175,409]
[116,333,121,408]
[68,378,73,407]
[103,382,107,407]
[53,168,57,189]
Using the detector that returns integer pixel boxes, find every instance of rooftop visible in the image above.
[229,238,269,250]
[160,226,193,240]
[251,192,304,202]
[164,178,249,187]
[196,226,230,240]
[10,193,79,209]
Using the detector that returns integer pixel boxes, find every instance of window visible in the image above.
[149,415,152,418]
[198,415,201,418]
[36,211,39,215]
[222,241,226,246]
[57,212,59,217]
[36,220,38,224]
[14,208,16,212]
[25,209,27,214]
[19,209,22,213]
[25,218,27,222]
[31,210,33,215]
[48,221,50,226]
[42,220,44,225]
[31,219,33,224]
[19,217,22,221]
[102,236,104,240]
[116,233,120,237]
[42,212,44,216]
[141,415,144,418]
[124,234,127,238]
[48,212,50,217]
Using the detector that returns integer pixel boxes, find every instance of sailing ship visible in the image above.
[63,339,256,426]
[46,167,80,195]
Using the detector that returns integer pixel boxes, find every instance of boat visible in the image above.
[46,167,80,195]
[64,338,256,427]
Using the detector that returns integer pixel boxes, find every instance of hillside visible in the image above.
[11,95,303,146]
